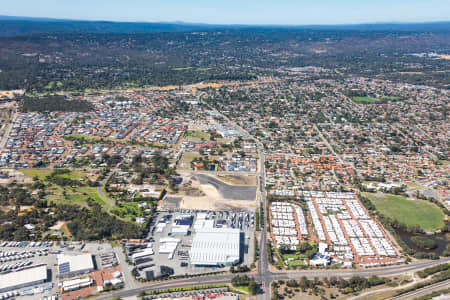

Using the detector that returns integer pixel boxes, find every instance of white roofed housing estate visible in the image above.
[189,227,241,266]
[0,264,47,292]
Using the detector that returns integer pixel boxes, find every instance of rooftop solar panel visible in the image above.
[59,262,70,274]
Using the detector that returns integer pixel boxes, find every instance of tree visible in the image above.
[248,279,257,295]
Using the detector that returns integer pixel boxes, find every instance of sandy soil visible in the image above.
[169,172,257,211]
[216,174,257,186]
[180,184,257,211]
[50,221,65,230]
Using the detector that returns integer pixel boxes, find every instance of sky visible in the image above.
[1,0,449,25]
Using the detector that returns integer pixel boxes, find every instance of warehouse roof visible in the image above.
[131,248,154,260]
[189,228,240,266]
[0,264,47,291]
[58,253,94,275]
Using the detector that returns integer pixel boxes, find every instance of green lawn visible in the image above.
[45,81,55,90]
[363,193,445,232]
[21,168,85,180]
[21,169,53,179]
[233,286,249,293]
[172,67,192,71]
[185,130,210,141]
[287,260,306,267]
[111,202,144,222]
[65,187,106,205]
[381,96,400,101]
[352,96,379,104]
[282,254,306,260]
[21,169,106,207]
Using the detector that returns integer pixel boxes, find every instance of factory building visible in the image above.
[131,248,154,265]
[189,228,241,266]
[58,253,95,278]
[171,215,193,236]
[0,264,48,292]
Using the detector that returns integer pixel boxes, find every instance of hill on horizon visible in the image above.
[0,15,449,37]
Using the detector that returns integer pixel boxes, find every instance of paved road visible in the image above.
[97,170,116,211]
[313,124,345,165]
[96,257,450,299]
[113,247,137,290]
[391,278,450,300]
[0,104,17,152]
[257,150,270,300]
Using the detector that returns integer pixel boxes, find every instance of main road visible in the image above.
[0,103,17,152]
[257,150,270,300]
[97,257,450,300]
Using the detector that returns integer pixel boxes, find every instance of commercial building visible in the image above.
[0,264,47,292]
[159,237,181,260]
[189,228,241,266]
[58,253,95,278]
[61,277,93,292]
[131,248,154,265]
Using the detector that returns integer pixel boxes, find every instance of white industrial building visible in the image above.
[58,253,94,278]
[159,237,181,260]
[131,248,154,264]
[0,264,47,292]
[189,228,240,266]
[61,277,93,292]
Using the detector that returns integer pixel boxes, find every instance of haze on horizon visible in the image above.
[1,0,449,25]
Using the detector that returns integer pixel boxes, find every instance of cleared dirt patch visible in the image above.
[169,173,257,210]
[216,174,257,186]
[195,174,256,200]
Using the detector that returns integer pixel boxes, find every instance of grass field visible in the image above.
[172,67,192,71]
[111,202,143,222]
[381,96,400,101]
[185,130,210,141]
[352,96,379,104]
[178,152,200,169]
[21,169,106,207]
[363,193,445,232]
[287,260,306,267]
[233,286,249,293]
[282,254,306,260]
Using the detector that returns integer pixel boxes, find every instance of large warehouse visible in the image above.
[0,264,48,292]
[189,227,241,266]
[58,253,94,278]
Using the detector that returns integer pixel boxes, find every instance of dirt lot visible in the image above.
[216,174,257,186]
[168,173,257,210]
[196,174,256,200]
